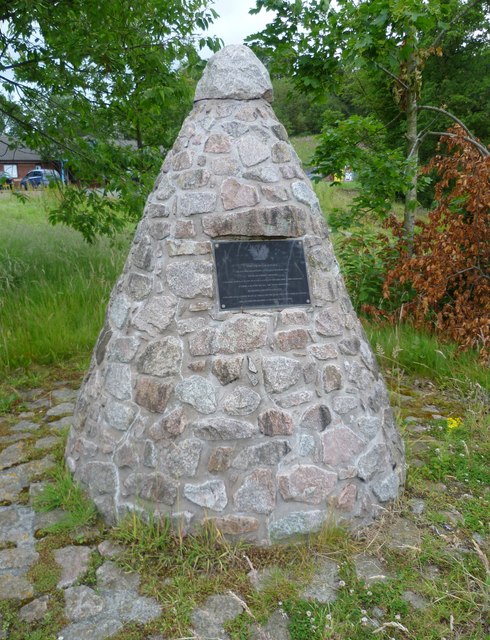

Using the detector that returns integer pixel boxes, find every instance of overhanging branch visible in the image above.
[418,105,474,138]
[426,131,489,157]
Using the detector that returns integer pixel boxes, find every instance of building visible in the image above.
[0,136,58,184]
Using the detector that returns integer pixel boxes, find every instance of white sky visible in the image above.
[207,0,273,49]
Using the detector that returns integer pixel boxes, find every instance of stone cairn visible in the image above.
[66,45,405,544]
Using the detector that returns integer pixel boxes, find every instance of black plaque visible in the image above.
[213,239,311,310]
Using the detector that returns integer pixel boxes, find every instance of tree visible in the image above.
[0,0,220,241]
[248,0,490,249]
[384,127,489,359]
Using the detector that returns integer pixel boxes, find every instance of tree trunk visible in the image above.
[404,66,418,255]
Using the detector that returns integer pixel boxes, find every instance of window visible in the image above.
[3,164,18,178]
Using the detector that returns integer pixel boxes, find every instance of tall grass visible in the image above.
[365,321,489,391]
[0,192,131,374]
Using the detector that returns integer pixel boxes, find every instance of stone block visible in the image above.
[271,141,292,163]
[232,440,290,470]
[194,417,258,440]
[275,390,313,409]
[243,165,281,183]
[136,337,182,378]
[132,295,177,334]
[105,364,132,401]
[189,327,217,356]
[269,510,325,541]
[174,219,195,238]
[275,328,309,351]
[165,439,202,478]
[123,472,177,505]
[205,133,232,153]
[211,356,243,385]
[234,469,275,514]
[217,316,269,354]
[176,376,217,414]
[208,447,234,472]
[323,365,343,393]
[149,407,187,439]
[127,273,152,300]
[179,192,217,216]
[173,169,210,190]
[224,386,261,416]
[184,480,228,511]
[166,260,213,298]
[204,515,259,534]
[262,356,302,393]
[202,205,307,238]
[261,184,289,202]
[300,404,332,431]
[315,309,343,336]
[171,150,193,170]
[166,240,211,256]
[238,134,270,166]
[308,344,338,360]
[108,337,139,363]
[278,465,337,504]
[221,177,259,210]
[194,44,273,102]
[322,428,365,466]
[135,377,173,413]
[333,395,358,414]
[212,157,240,175]
[357,444,389,481]
[258,408,294,436]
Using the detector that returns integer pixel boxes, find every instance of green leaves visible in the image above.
[1,0,220,241]
[313,115,411,224]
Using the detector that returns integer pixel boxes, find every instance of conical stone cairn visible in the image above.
[66,45,405,543]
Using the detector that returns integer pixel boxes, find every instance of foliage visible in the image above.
[332,225,403,311]
[249,0,490,243]
[0,0,220,241]
[271,78,342,137]
[384,127,490,359]
[313,114,418,224]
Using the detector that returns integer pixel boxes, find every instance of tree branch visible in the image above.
[374,61,409,91]
[431,0,483,49]
[418,105,475,138]
[0,105,92,161]
[426,131,489,157]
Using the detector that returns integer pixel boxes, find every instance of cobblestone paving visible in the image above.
[0,379,466,639]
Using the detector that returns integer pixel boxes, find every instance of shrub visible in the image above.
[384,126,490,360]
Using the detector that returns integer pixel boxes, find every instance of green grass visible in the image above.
[365,321,490,391]
[0,191,130,374]
[290,134,319,167]
[33,463,98,534]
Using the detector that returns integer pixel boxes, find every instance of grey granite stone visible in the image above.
[176,375,217,414]
[195,44,272,102]
[184,479,228,511]
[302,558,339,602]
[55,545,92,588]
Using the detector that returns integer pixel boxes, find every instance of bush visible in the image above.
[384,127,490,360]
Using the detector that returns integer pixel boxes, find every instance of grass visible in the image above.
[33,465,98,534]
[0,191,131,375]
[366,321,490,392]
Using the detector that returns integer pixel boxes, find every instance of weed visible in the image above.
[33,465,97,534]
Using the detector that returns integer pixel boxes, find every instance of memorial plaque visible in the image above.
[214,239,311,310]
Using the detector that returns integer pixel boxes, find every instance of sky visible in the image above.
[206,0,273,49]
